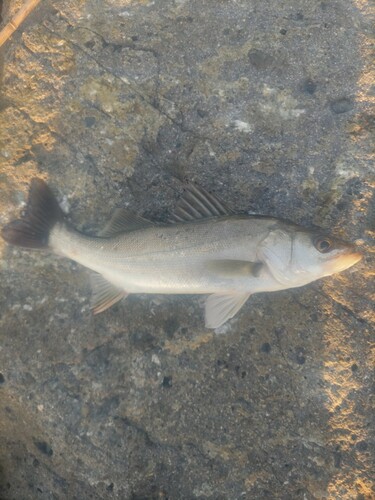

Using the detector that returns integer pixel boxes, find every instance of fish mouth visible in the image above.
[329,250,363,273]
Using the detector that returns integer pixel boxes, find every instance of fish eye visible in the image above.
[314,236,333,253]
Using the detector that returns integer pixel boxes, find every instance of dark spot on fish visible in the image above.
[0,373,4,384]
[34,440,53,457]
[351,363,358,372]
[107,483,114,492]
[162,376,172,388]
[261,342,271,353]
[330,97,354,114]
[310,312,319,322]
[280,28,287,35]
[252,262,263,277]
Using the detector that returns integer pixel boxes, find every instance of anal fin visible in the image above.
[205,293,251,329]
[90,273,127,314]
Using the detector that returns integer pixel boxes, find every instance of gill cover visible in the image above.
[259,229,295,285]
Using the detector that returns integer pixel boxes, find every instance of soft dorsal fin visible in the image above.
[90,273,128,314]
[205,293,251,329]
[98,209,155,237]
[169,184,232,223]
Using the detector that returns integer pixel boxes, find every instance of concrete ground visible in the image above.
[0,0,374,499]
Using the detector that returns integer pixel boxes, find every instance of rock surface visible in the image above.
[0,1,374,499]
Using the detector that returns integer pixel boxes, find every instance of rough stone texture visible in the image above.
[0,1,374,499]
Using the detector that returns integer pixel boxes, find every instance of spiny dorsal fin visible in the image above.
[205,293,251,329]
[98,209,154,237]
[169,184,232,223]
[90,273,127,314]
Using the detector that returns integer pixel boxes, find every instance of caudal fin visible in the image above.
[1,178,63,249]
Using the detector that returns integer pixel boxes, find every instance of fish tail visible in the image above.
[2,178,64,249]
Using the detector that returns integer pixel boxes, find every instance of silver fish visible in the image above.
[2,179,362,328]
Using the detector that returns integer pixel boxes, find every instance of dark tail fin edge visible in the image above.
[1,178,63,249]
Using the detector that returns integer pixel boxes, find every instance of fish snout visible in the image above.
[330,248,363,273]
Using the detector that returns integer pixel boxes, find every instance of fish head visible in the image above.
[291,231,362,279]
[259,228,362,287]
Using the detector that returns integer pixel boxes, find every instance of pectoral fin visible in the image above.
[205,293,251,329]
[206,260,263,278]
[90,273,127,314]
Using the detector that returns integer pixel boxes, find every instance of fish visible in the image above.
[1,178,362,328]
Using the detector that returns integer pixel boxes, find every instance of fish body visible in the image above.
[50,216,285,295]
[2,179,362,328]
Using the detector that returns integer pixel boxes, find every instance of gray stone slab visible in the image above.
[0,1,373,499]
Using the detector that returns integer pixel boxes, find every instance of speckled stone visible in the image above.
[0,1,374,499]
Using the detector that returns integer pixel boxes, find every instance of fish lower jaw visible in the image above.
[321,253,362,276]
